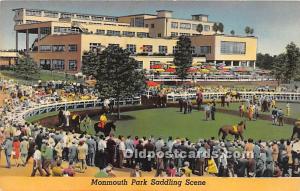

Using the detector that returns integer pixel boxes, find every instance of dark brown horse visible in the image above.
[218,120,246,140]
[291,121,300,140]
[94,121,116,137]
[69,114,81,132]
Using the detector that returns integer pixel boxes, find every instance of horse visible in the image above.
[69,114,81,132]
[277,115,284,126]
[94,121,116,137]
[218,120,247,141]
[291,121,300,140]
[154,94,167,108]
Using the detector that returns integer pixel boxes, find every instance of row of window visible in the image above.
[39,44,77,52]
[171,22,211,31]
[88,43,198,55]
[95,29,149,38]
[25,10,116,22]
[171,32,206,37]
[40,59,77,70]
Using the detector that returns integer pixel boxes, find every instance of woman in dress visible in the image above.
[12,136,21,167]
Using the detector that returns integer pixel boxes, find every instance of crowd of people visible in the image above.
[1,79,300,178]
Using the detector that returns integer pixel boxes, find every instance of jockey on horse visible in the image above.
[98,113,108,129]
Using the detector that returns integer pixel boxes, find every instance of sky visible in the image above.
[0,0,300,55]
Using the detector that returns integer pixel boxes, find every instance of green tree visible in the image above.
[245,26,251,36]
[196,24,203,34]
[230,30,235,35]
[14,55,40,80]
[174,36,193,81]
[249,28,254,36]
[82,45,146,119]
[284,42,300,82]
[82,50,100,77]
[256,53,275,70]
[218,22,224,33]
[212,23,218,34]
[271,53,286,84]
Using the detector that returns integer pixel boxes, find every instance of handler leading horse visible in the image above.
[218,120,247,140]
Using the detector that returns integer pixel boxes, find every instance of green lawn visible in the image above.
[26,107,294,141]
[111,108,293,142]
[216,102,300,119]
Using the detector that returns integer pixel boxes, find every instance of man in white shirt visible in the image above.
[31,146,44,176]
[65,110,70,127]
[119,136,126,168]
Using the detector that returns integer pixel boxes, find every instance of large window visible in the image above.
[61,13,73,19]
[173,46,178,54]
[52,60,65,70]
[198,46,211,54]
[134,17,144,27]
[171,22,178,29]
[221,41,246,54]
[44,11,59,18]
[123,31,135,37]
[40,59,51,70]
[204,25,210,31]
[76,14,90,20]
[126,44,136,54]
[171,32,178,37]
[107,30,121,36]
[68,60,77,71]
[26,10,41,16]
[52,45,65,52]
[90,43,101,52]
[137,61,143,69]
[68,44,77,52]
[92,16,104,21]
[53,27,71,33]
[142,45,152,53]
[96,29,105,34]
[180,23,191,30]
[192,24,197,30]
[137,32,149,38]
[40,27,51,35]
[159,46,168,54]
[39,45,52,52]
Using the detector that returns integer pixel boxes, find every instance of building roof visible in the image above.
[118,13,157,17]
[192,14,209,17]
[156,10,173,12]
[12,8,117,19]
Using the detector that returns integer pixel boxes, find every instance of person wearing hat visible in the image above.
[2,137,13,168]
[26,137,35,164]
[68,140,78,163]
[77,140,87,173]
[20,136,29,166]
[86,135,96,167]
[0,127,5,161]
[31,145,44,177]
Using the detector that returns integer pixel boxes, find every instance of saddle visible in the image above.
[232,125,238,133]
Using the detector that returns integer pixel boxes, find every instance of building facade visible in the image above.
[13,8,257,73]
[0,51,18,68]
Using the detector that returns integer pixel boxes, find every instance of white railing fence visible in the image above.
[167,92,300,103]
[23,97,141,119]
